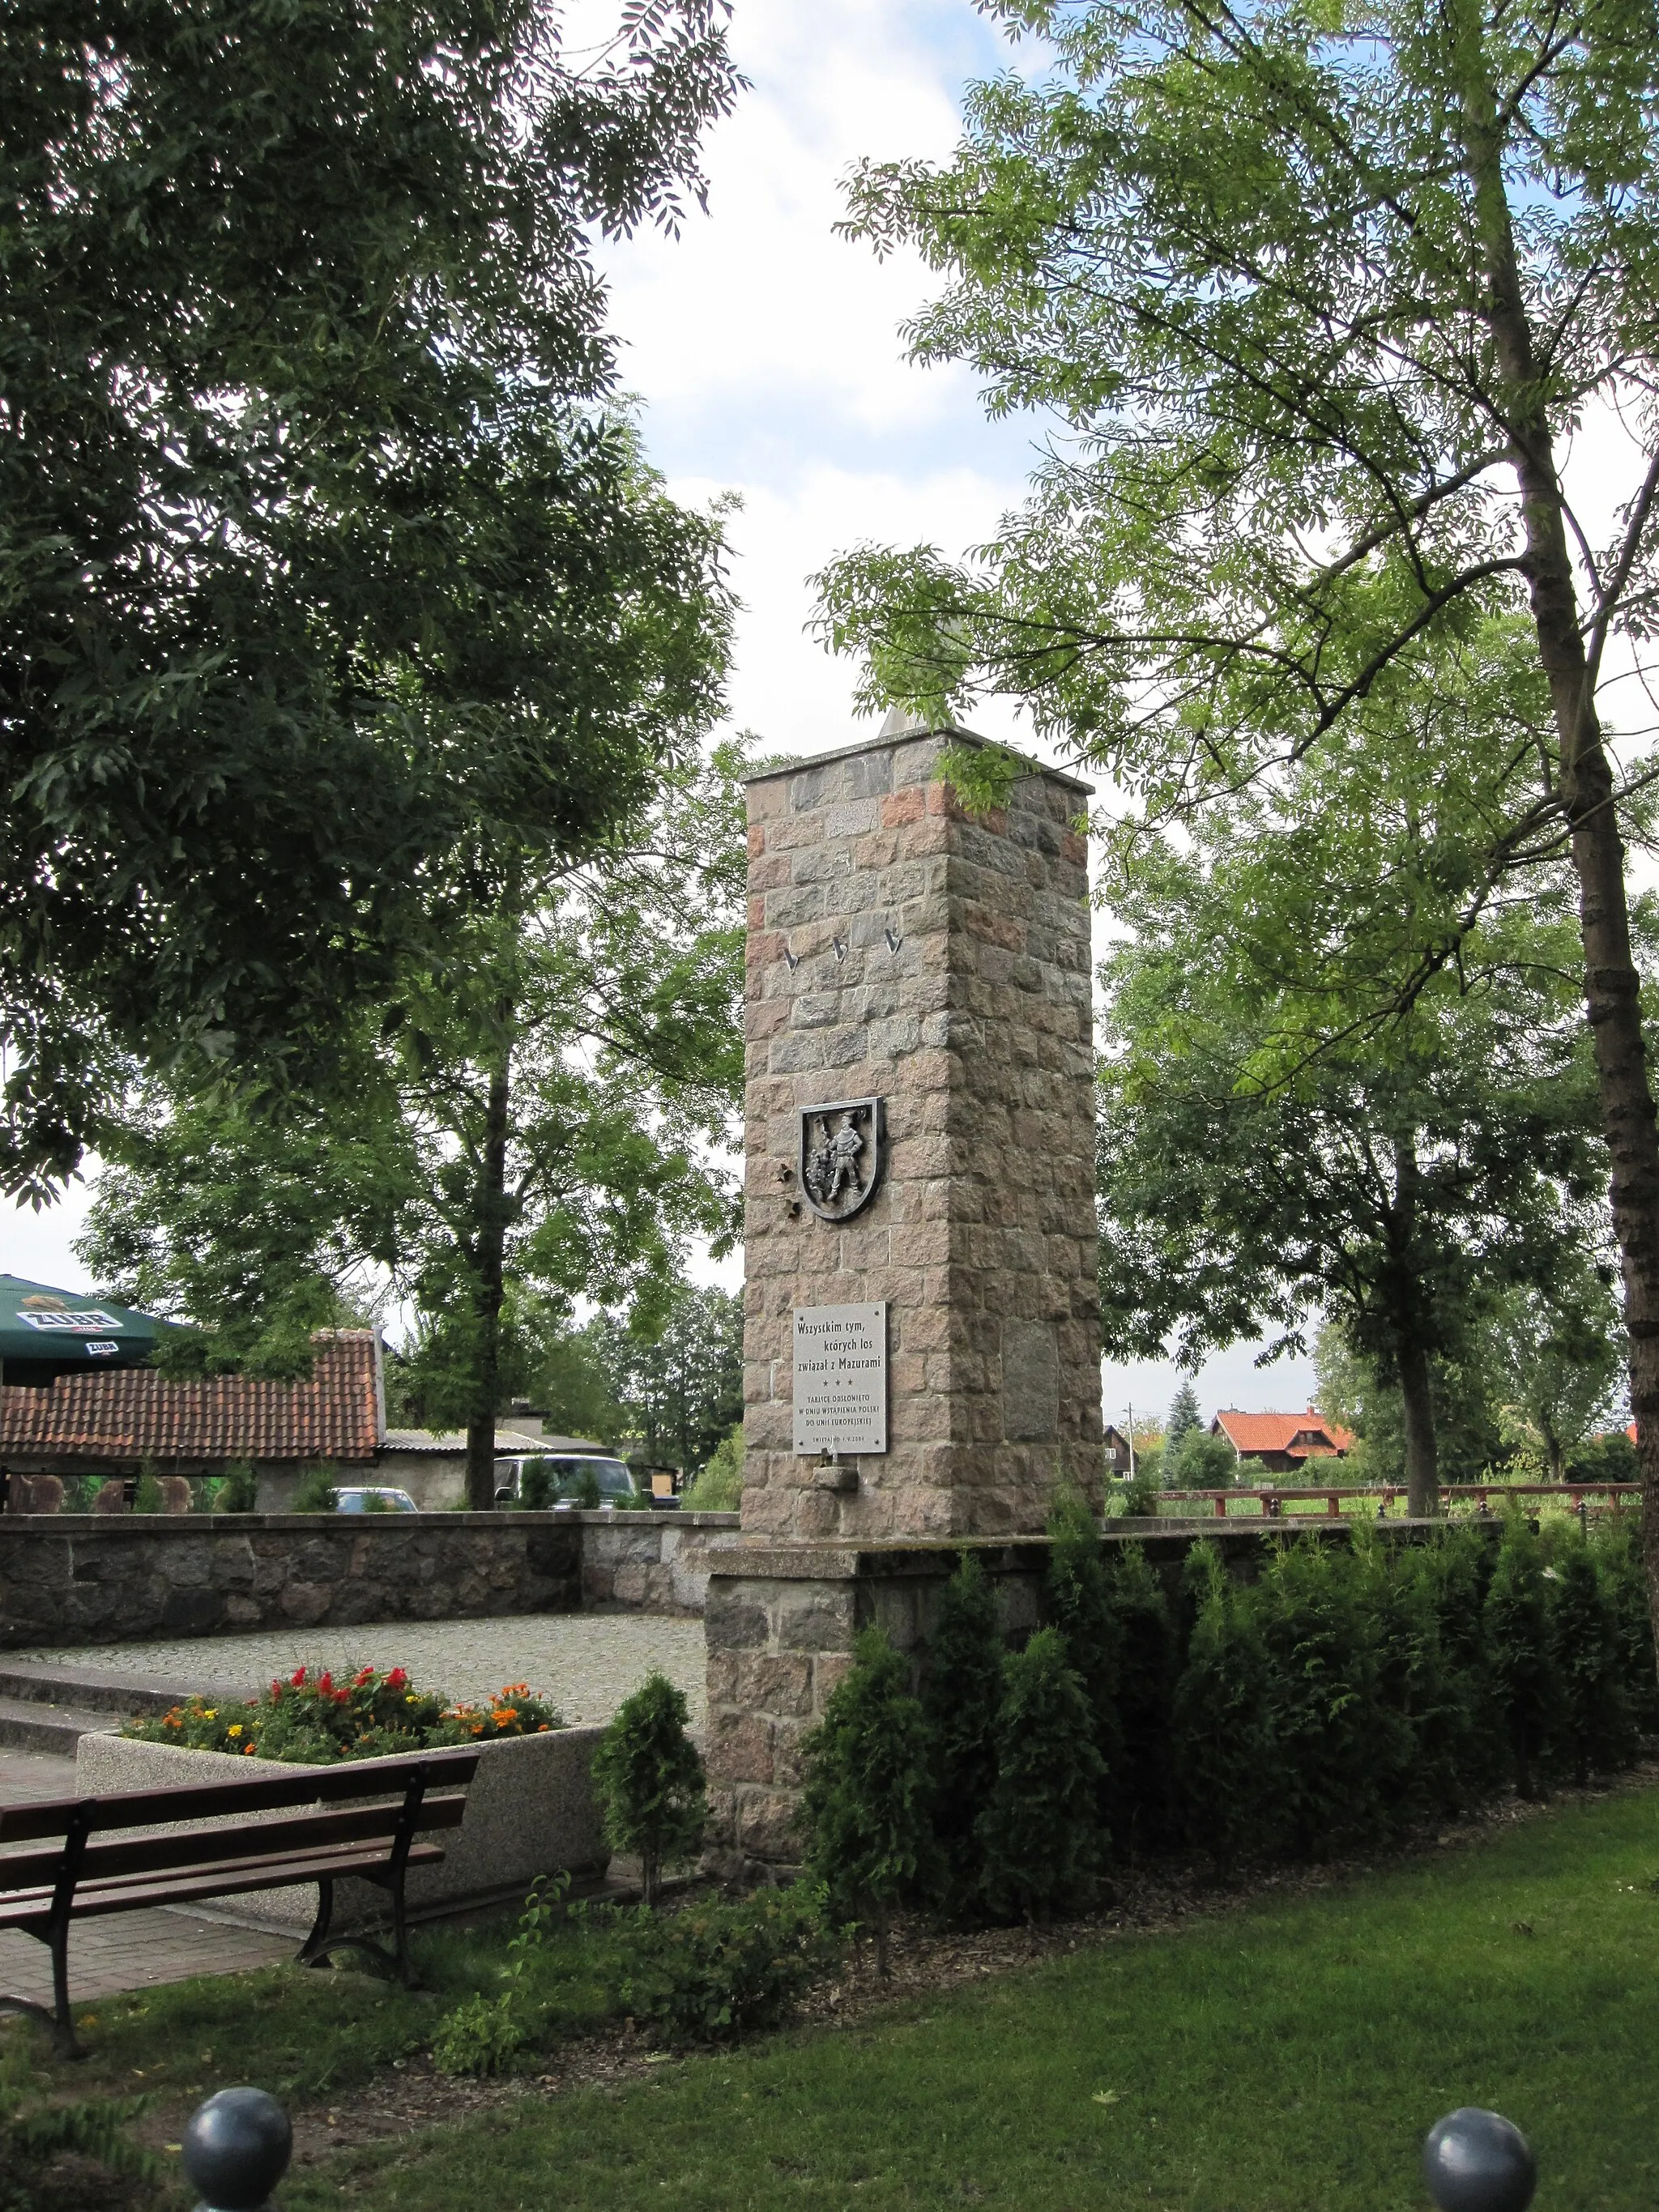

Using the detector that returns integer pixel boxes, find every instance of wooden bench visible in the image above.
[0,1747,480,2056]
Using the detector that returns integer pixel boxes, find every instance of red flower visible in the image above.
[385,1667,408,1691]
[271,1679,285,1698]
[352,1666,375,1688]
[291,1666,307,1687]
[316,1671,333,1694]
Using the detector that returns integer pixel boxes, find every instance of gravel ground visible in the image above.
[14,1614,708,1725]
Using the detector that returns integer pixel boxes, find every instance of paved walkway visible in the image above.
[14,1613,708,1724]
[0,1750,292,2013]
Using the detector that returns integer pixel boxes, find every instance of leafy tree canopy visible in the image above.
[3,0,741,1198]
[76,745,746,1494]
[1097,672,1618,1510]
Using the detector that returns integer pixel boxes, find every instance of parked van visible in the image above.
[493,1453,640,1508]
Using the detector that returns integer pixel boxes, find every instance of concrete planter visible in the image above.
[75,1723,610,1932]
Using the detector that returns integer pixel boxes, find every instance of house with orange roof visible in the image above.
[1211,1409,1355,1477]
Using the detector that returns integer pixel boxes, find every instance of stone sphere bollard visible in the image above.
[182,2087,293,2212]
[1422,2108,1537,2212]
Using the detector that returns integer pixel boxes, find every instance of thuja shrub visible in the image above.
[979,1626,1104,1923]
[1109,1542,1179,1856]
[1484,1517,1564,1798]
[591,1670,706,1907]
[1171,1544,1282,1867]
[1546,1539,1635,1784]
[800,1628,932,1975]
[920,1551,1003,1915]
[1257,1539,1399,1857]
[123,1665,564,1762]
[1044,1493,1123,1838]
[1591,1519,1659,1733]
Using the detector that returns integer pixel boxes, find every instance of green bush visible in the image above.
[292,1463,339,1512]
[214,1460,258,1512]
[1259,1539,1395,1856]
[1591,1517,1659,1733]
[979,1626,1104,1923]
[618,1882,842,2042]
[800,1628,932,1974]
[921,1551,1004,1914]
[1172,1542,1283,1865]
[518,1456,557,1509]
[591,1671,706,1907]
[1547,1539,1635,1783]
[1044,1494,1123,1839]
[684,1425,744,1510]
[133,1468,164,1513]
[1484,1515,1563,1797]
[1109,1541,1179,1856]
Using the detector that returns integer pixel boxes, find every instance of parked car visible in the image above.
[334,1485,419,1514]
[493,1453,641,1508]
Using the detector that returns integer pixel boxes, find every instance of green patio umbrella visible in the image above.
[0,1273,170,1387]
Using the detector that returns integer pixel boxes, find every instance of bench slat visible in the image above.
[0,1839,450,1929]
[0,1792,467,1894]
[0,1748,484,1843]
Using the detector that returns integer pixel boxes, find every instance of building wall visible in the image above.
[742,730,1102,1541]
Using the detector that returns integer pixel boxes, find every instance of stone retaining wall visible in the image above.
[578,1511,741,1613]
[0,1512,582,1647]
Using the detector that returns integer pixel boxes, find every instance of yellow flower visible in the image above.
[227,1724,242,1737]
[202,1709,215,1720]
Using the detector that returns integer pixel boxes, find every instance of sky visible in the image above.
[0,0,1325,1433]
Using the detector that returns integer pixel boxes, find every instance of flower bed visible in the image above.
[122,1663,563,1762]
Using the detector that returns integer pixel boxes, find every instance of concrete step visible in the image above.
[0,1694,117,1755]
[0,1660,245,1719]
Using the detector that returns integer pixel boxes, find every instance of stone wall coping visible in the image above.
[707,1519,1462,1581]
[741,724,1094,797]
[0,1509,740,1536]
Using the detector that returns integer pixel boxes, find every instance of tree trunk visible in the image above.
[465,1055,513,1512]
[1397,1337,1439,1519]
[1389,1132,1441,1518]
[1457,49,1659,1682]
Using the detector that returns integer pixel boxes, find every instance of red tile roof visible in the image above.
[1213,1409,1355,1459]
[0,1332,382,1464]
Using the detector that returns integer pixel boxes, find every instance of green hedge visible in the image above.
[799,1515,1657,1920]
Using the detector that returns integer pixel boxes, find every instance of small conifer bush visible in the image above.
[1484,1516,1563,1797]
[1044,1494,1124,1837]
[979,1626,1103,1923]
[921,1551,1004,1914]
[590,1670,707,1907]
[1109,1541,1179,1856]
[1546,1540,1634,1784]
[800,1628,932,1975]
[1172,1544,1282,1866]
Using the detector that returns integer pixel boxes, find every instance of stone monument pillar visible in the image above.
[740,716,1102,1539]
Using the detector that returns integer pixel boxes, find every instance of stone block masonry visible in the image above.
[742,722,1103,1541]
[0,1513,581,1647]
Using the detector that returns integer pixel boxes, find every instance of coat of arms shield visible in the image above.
[799,1097,885,1223]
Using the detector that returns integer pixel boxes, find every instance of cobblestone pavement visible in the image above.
[15,1614,708,1725]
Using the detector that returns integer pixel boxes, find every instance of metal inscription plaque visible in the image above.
[800,1097,885,1222]
[793,1302,888,1455]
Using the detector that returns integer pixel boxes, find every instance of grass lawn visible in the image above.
[292,1787,1659,2212]
[13,1784,1659,2210]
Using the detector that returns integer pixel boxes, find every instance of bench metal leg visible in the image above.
[2,1912,83,2061]
[296,1877,337,1970]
